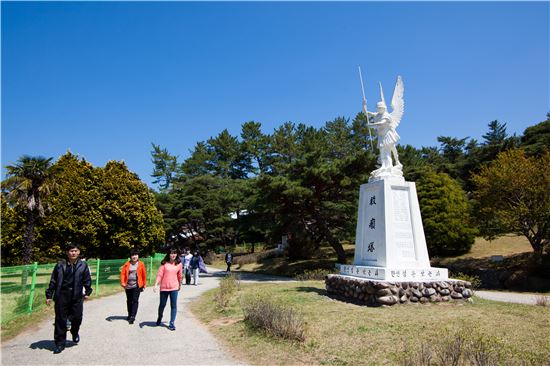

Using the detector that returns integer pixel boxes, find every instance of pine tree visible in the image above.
[416,171,477,256]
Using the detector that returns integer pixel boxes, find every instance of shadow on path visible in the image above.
[139,321,163,329]
[29,340,77,351]
[105,315,127,322]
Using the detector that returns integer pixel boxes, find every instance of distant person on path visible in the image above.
[119,249,147,324]
[154,248,182,331]
[45,243,93,354]
[189,250,205,285]
[225,251,233,272]
[181,248,192,285]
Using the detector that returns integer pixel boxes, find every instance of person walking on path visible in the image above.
[225,251,233,272]
[119,248,147,324]
[190,250,203,285]
[154,248,182,331]
[45,243,93,354]
[181,247,192,285]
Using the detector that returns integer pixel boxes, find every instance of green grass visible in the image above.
[190,281,550,365]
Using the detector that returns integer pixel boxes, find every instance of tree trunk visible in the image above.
[325,232,346,264]
[315,222,346,263]
[526,232,544,264]
[311,212,347,263]
[22,209,36,265]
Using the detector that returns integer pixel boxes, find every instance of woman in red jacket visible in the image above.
[120,249,147,324]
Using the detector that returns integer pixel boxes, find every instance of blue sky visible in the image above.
[2,1,549,189]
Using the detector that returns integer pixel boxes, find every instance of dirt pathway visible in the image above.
[1,268,244,366]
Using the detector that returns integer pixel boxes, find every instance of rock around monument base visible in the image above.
[325,274,473,306]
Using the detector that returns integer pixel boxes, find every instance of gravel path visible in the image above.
[1,268,245,366]
[475,290,548,305]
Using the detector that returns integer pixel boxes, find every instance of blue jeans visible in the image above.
[158,290,178,326]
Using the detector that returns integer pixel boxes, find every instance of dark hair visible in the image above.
[66,242,80,251]
[161,248,181,265]
[130,248,140,256]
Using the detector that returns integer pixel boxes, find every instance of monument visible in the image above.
[326,75,472,305]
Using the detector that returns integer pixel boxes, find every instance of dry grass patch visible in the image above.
[190,281,550,366]
[451,234,532,259]
[241,293,306,341]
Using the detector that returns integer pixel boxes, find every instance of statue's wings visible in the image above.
[390,76,404,127]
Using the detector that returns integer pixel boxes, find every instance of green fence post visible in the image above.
[27,262,38,313]
[95,258,101,296]
[149,256,153,286]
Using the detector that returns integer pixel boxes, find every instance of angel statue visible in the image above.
[362,76,405,181]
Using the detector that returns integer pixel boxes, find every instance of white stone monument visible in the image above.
[340,76,448,282]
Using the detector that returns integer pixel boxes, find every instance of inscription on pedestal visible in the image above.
[340,264,448,281]
[361,186,382,263]
[392,188,416,261]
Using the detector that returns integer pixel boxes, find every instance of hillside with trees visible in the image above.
[2,114,548,266]
[152,113,550,262]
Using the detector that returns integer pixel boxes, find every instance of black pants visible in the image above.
[54,291,83,347]
[226,262,232,272]
[125,287,141,319]
[184,268,191,285]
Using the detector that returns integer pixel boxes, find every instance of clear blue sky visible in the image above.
[2,1,549,189]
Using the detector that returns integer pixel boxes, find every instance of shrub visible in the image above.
[215,273,239,310]
[399,326,506,366]
[295,269,332,281]
[417,172,477,256]
[535,295,550,307]
[452,272,481,291]
[203,251,218,265]
[241,293,306,341]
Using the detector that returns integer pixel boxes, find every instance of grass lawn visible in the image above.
[190,280,550,365]
[452,234,532,259]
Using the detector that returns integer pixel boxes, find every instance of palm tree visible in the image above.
[3,155,55,264]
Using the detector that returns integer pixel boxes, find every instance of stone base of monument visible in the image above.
[325,274,473,306]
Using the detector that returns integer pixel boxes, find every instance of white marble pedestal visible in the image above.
[342,177,447,281]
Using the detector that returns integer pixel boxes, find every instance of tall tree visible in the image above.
[3,155,55,264]
[39,152,105,260]
[97,161,165,258]
[520,119,550,156]
[472,149,550,258]
[416,171,477,256]
[40,153,165,261]
[207,129,252,179]
[0,194,26,265]
[241,121,271,175]
[255,119,372,262]
[478,120,519,162]
[180,141,215,177]
[436,136,468,183]
[150,143,178,191]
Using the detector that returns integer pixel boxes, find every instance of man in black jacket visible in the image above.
[225,252,233,272]
[46,243,93,354]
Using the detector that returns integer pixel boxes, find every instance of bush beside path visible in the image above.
[1,268,244,366]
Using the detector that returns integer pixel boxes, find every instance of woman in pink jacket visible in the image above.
[154,248,182,331]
